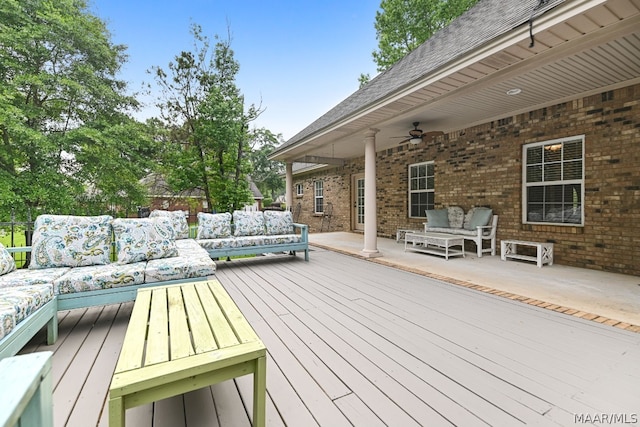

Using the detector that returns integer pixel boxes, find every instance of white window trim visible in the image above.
[295,183,303,197]
[522,135,585,226]
[314,180,324,214]
[408,161,435,219]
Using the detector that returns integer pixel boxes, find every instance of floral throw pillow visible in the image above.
[112,217,178,264]
[149,209,189,239]
[0,243,16,276]
[233,211,265,237]
[30,215,113,269]
[197,212,232,239]
[264,210,294,235]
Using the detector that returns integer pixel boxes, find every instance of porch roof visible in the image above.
[270,0,640,164]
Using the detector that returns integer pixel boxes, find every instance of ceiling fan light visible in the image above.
[409,136,422,145]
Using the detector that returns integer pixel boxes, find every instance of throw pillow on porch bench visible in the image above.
[425,206,493,234]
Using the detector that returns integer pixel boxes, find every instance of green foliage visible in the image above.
[371,0,479,72]
[153,25,259,213]
[248,129,285,200]
[0,0,155,218]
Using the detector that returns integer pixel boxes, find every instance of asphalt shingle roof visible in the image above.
[277,0,562,152]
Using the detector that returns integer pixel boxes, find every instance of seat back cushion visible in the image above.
[447,206,465,229]
[149,210,190,239]
[0,244,16,276]
[233,211,265,237]
[112,217,178,264]
[464,207,493,230]
[264,210,294,235]
[197,212,232,239]
[30,214,113,269]
[425,209,450,228]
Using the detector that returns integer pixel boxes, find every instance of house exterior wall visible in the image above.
[293,84,640,276]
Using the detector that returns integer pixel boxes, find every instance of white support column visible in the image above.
[361,128,382,258]
[285,162,293,211]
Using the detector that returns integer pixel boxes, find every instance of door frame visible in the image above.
[352,173,365,232]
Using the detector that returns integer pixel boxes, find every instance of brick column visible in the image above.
[361,128,382,258]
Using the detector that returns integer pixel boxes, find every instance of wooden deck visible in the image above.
[20,246,640,426]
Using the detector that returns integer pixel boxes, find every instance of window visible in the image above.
[408,162,435,218]
[314,181,324,214]
[295,183,303,197]
[523,135,584,225]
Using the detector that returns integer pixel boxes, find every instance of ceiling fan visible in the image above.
[394,122,444,145]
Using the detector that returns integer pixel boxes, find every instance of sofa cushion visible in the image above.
[197,238,238,251]
[145,255,216,284]
[233,211,265,237]
[0,284,54,340]
[53,262,146,294]
[464,207,493,230]
[149,210,189,239]
[263,235,302,245]
[264,210,294,235]
[0,244,16,276]
[425,209,450,228]
[112,218,178,264]
[447,206,465,229]
[30,214,113,269]
[0,267,70,289]
[234,235,266,247]
[174,239,211,257]
[197,212,232,239]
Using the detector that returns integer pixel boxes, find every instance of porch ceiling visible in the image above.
[277,0,640,164]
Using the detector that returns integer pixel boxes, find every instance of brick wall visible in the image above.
[293,84,640,275]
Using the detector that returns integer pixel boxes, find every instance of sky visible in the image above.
[89,0,381,141]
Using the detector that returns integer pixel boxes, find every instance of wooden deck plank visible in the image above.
[153,395,185,427]
[332,393,387,427]
[52,305,117,426]
[217,264,429,427]
[16,248,640,427]
[65,303,132,427]
[219,266,352,400]
[216,253,640,426]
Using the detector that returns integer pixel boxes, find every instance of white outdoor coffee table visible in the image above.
[404,231,465,260]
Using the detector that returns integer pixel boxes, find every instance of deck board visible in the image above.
[18,247,640,426]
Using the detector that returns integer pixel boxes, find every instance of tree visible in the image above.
[248,129,285,202]
[0,0,153,217]
[153,25,260,213]
[366,0,479,77]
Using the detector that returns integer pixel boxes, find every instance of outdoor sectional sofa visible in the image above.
[0,209,309,360]
[423,206,498,257]
[0,211,216,359]
[196,210,310,262]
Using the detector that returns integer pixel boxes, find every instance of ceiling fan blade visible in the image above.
[397,138,411,144]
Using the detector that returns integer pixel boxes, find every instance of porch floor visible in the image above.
[19,239,640,426]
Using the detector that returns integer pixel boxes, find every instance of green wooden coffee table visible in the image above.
[109,280,266,427]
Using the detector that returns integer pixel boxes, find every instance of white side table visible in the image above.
[501,240,554,268]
